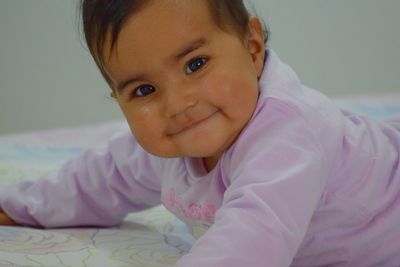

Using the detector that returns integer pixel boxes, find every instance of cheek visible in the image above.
[206,69,259,116]
[118,103,163,150]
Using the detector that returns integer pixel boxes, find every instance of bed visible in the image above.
[0,93,399,267]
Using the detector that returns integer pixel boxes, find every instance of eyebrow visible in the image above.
[116,74,147,94]
[116,37,209,94]
[174,37,209,61]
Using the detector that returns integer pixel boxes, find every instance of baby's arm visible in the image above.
[0,131,164,228]
[177,152,326,266]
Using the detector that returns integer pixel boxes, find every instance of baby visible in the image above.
[1,0,400,266]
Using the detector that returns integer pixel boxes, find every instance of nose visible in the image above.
[163,81,198,120]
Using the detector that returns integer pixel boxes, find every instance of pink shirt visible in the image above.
[2,51,400,266]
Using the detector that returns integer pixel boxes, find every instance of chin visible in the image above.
[186,145,226,160]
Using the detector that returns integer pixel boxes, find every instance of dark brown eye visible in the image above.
[134,84,156,97]
[185,57,207,74]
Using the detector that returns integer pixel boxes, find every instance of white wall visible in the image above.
[1,0,399,135]
[253,0,400,95]
[0,0,122,135]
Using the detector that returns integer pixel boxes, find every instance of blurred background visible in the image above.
[1,0,399,135]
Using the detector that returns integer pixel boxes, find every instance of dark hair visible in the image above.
[80,0,269,87]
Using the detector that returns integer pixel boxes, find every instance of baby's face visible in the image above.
[104,0,265,169]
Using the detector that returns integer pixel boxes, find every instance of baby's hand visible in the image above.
[0,208,19,226]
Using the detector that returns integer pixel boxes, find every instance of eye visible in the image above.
[133,84,156,97]
[185,57,208,74]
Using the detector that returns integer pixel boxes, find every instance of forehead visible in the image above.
[105,1,215,60]
[102,0,223,83]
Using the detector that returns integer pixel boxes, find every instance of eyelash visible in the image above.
[133,84,156,97]
[185,56,208,74]
[131,56,209,98]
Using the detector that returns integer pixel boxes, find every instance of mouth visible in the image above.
[167,111,219,136]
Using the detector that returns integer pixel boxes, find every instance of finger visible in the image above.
[0,212,18,226]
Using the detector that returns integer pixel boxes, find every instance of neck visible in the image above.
[202,156,219,172]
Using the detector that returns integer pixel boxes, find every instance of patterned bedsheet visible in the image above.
[0,93,399,267]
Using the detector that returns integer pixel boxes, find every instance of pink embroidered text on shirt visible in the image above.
[162,188,216,224]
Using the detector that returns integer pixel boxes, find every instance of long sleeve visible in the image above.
[0,131,164,228]
[175,99,328,266]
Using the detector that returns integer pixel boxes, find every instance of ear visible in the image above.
[246,17,266,78]
[110,90,116,99]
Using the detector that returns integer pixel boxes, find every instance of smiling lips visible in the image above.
[167,110,219,136]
